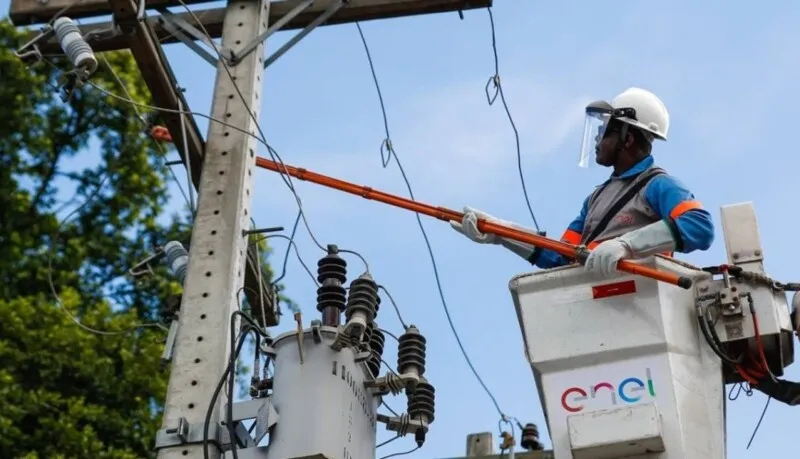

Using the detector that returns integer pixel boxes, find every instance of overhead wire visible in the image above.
[33,57,169,336]
[95,52,194,214]
[378,446,420,459]
[376,435,401,449]
[46,146,167,336]
[40,53,194,214]
[747,396,771,449]
[261,233,318,287]
[266,210,304,285]
[484,7,540,232]
[377,285,409,330]
[355,21,515,423]
[174,0,370,273]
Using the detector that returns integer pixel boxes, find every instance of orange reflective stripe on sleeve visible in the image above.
[561,229,582,245]
[669,200,703,219]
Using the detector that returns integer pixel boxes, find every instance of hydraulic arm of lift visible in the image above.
[253,156,694,290]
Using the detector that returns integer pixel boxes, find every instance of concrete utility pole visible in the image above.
[8,0,491,458]
[154,0,271,457]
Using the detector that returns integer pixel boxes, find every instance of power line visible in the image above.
[44,131,167,336]
[747,396,771,449]
[355,21,513,422]
[379,446,420,459]
[485,6,541,233]
[96,52,194,214]
[175,0,371,274]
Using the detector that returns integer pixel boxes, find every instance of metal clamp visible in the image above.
[154,417,226,449]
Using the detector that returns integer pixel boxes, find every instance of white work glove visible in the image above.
[584,239,632,278]
[450,206,508,244]
[584,220,677,278]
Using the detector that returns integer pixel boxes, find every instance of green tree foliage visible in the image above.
[0,20,281,458]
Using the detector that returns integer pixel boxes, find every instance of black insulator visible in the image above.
[520,423,544,451]
[344,272,379,323]
[316,245,347,314]
[316,284,347,313]
[317,244,347,283]
[408,380,435,425]
[367,327,385,377]
[397,325,426,376]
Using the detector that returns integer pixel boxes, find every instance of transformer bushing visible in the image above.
[520,422,544,451]
[316,244,347,326]
[367,326,385,378]
[344,272,379,338]
[408,379,435,445]
[397,325,426,380]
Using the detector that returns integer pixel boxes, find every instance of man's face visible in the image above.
[595,128,620,167]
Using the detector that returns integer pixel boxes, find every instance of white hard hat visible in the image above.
[610,87,669,141]
[578,88,670,168]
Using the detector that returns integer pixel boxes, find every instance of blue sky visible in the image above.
[6,0,800,457]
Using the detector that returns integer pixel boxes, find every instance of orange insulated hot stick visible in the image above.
[254,157,693,290]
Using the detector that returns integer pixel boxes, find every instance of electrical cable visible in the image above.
[41,54,194,214]
[95,53,194,213]
[378,446,420,459]
[228,311,267,459]
[728,382,754,401]
[46,170,167,335]
[203,322,256,459]
[746,396,770,449]
[379,327,400,343]
[35,54,198,335]
[266,210,307,285]
[376,435,400,449]
[34,59,169,335]
[175,0,370,273]
[261,234,318,287]
[484,7,540,232]
[49,9,369,279]
[355,20,514,422]
[380,400,400,417]
[377,285,408,330]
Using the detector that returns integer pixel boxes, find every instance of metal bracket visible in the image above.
[160,318,180,367]
[155,417,227,449]
[311,319,323,343]
[232,0,315,65]
[376,413,428,437]
[156,8,228,67]
[128,246,165,280]
[262,0,347,69]
[224,398,279,445]
[14,25,53,64]
[330,325,360,351]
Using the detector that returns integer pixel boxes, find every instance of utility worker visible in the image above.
[451,87,715,278]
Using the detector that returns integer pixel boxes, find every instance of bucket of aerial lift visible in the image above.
[509,256,726,459]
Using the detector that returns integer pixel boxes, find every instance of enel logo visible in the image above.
[560,368,656,413]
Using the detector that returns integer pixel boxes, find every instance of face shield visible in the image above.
[578,100,614,168]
